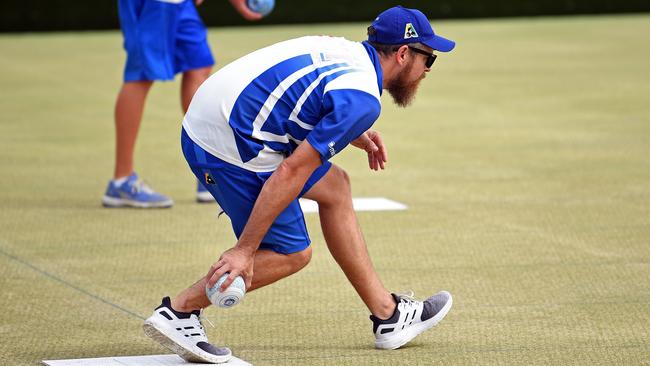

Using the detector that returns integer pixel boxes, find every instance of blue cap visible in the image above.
[367,6,455,52]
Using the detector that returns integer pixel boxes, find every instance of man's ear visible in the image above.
[395,45,410,66]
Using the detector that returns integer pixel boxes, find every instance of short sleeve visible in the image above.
[305,89,381,162]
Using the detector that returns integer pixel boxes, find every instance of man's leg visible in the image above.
[303,164,452,349]
[302,164,396,319]
[171,164,395,318]
[113,81,153,179]
[180,66,211,113]
[171,246,312,312]
[181,66,215,203]
[144,244,309,364]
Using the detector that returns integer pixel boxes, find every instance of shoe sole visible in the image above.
[375,291,453,350]
[102,195,173,208]
[143,317,232,364]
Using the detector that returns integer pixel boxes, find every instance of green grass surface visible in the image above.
[1,15,649,365]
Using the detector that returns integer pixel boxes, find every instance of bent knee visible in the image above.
[288,246,312,271]
[331,165,351,187]
[319,166,352,206]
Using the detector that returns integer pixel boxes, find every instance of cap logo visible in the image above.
[404,23,419,39]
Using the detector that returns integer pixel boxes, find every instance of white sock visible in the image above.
[112,176,128,185]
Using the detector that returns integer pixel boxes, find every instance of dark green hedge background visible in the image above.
[3,0,649,32]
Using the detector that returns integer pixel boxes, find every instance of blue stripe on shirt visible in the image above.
[259,67,363,156]
[229,54,313,163]
[259,62,349,136]
[230,55,362,163]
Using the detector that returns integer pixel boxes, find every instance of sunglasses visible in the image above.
[407,46,437,68]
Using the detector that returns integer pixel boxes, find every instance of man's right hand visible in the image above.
[206,246,255,292]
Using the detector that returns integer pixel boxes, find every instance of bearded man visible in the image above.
[143,6,456,363]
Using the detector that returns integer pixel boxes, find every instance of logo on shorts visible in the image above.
[205,172,216,185]
[404,23,419,39]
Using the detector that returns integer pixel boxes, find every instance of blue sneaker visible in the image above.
[196,181,214,203]
[102,172,173,208]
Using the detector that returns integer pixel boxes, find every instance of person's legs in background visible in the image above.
[103,0,177,208]
[181,66,215,203]
[176,0,216,203]
[113,81,153,180]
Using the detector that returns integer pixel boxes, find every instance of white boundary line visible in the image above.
[299,197,407,213]
[43,354,252,366]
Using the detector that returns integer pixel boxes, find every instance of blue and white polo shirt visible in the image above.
[182,36,383,172]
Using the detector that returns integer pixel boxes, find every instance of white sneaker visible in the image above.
[143,297,232,364]
[196,183,214,203]
[370,291,453,350]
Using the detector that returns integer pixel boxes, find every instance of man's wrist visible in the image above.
[234,242,258,256]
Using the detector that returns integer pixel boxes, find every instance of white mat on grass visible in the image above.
[43,354,252,366]
[299,197,407,213]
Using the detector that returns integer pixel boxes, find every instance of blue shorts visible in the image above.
[118,0,215,82]
[181,129,331,254]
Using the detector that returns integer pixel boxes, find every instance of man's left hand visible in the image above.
[351,130,388,171]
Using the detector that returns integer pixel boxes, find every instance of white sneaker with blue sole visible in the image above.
[143,297,232,364]
[371,291,453,350]
[102,172,173,208]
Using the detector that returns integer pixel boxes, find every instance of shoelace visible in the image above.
[131,179,156,195]
[395,291,417,306]
[197,310,230,347]
[199,309,216,329]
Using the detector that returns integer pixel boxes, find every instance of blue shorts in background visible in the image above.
[181,129,332,255]
[118,0,215,82]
